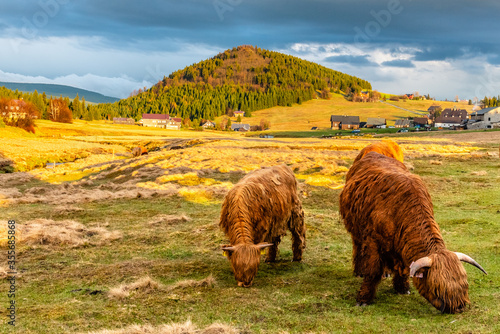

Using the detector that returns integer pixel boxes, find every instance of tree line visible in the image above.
[0,86,95,132]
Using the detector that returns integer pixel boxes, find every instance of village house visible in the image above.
[141,114,182,130]
[433,107,469,128]
[394,119,413,128]
[330,115,360,130]
[468,107,500,129]
[2,99,31,119]
[365,117,386,129]
[441,108,468,120]
[405,93,414,100]
[231,123,250,132]
[113,117,135,125]
[433,116,464,129]
[201,120,216,129]
[233,111,245,118]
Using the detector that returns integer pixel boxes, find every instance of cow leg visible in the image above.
[392,261,410,294]
[289,205,306,262]
[356,240,383,305]
[352,241,363,277]
[265,236,281,263]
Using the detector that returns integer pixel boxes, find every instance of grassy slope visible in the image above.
[217,94,474,131]
[0,131,498,333]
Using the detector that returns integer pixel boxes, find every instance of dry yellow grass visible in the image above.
[148,214,191,226]
[0,219,122,248]
[108,276,162,299]
[165,274,216,292]
[0,266,7,279]
[85,319,239,334]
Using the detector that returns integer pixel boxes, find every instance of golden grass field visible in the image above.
[218,94,474,130]
[0,114,499,333]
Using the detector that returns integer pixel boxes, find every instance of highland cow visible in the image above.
[348,140,404,278]
[219,165,306,287]
[340,152,486,313]
[353,139,404,164]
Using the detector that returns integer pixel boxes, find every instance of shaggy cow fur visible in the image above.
[340,152,486,313]
[219,165,306,287]
[348,140,404,278]
[353,140,404,164]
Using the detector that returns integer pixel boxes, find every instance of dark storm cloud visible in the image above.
[2,0,500,99]
[2,0,500,60]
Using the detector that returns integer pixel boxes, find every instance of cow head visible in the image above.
[222,243,273,287]
[410,250,487,313]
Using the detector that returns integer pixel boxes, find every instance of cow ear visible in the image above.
[256,243,274,250]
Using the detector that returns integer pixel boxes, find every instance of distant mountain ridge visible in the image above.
[0,82,119,104]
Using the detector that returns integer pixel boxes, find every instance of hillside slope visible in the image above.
[89,45,372,121]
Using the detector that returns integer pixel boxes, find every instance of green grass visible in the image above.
[0,135,498,333]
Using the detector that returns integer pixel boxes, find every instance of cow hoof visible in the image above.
[356,303,368,307]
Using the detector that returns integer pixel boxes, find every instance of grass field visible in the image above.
[0,121,499,333]
[218,94,474,131]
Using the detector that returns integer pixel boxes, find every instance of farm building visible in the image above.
[365,117,386,128]
[113,117,135,125]
[434,116,465,129]
[231,124,250,132]
[201,120,216,129]
[441,108,468,120]
[141,114,182,130]
[233,111,245,118]
[468,107,500,129]
[330,115,360,130]
[394,119,413,128]
[1,99,32,119]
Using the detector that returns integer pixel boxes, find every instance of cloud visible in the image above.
[381,59,415,68]
[325,55,377,66]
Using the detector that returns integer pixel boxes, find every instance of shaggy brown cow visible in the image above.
[132,146,148,157]
[340,152,486,313]
[349,140,404,277]
[353,139,404,164]
[219,165,306,287]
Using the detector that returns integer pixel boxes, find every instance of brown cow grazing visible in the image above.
[219,165,306,287]
[353,139,404,164]
[349,140,404,277]
[340,152,486,313]
[132,146,148,157]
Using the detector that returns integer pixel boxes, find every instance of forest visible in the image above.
[88,45,372,121]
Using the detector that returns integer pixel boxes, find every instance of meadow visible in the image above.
[221,94,474,131]
[0,121,499,333]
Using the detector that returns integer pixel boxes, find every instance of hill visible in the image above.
[0,82,119,104]
[89,45,372,121]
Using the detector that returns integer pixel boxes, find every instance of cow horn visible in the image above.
[409,256,433,277]
[257,243,274,249]
[455,252,488,275]
[221,246,236,252]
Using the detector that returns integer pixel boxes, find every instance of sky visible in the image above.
[1,0,500,100]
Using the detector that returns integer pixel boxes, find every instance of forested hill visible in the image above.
[90,45,372,121]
